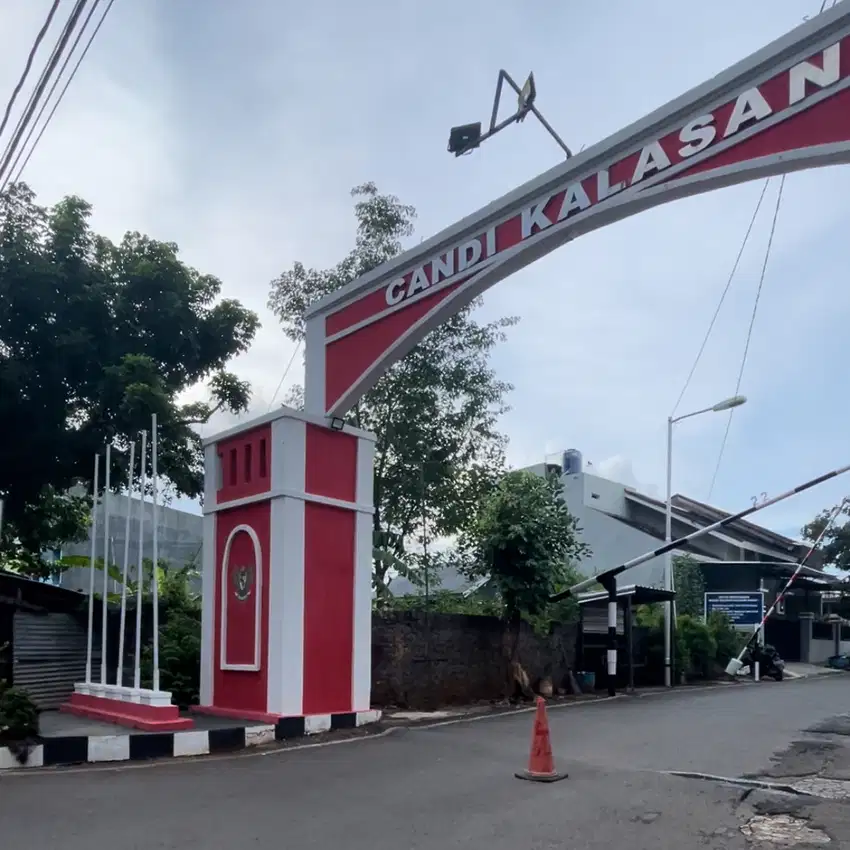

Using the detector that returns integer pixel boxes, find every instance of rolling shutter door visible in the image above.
[12,611,97,710]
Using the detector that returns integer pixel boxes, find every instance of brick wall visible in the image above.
[371,611,578,709]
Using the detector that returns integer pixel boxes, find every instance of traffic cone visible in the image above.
[514,696,568,782]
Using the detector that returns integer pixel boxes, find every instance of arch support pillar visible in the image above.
[195,407,378,729]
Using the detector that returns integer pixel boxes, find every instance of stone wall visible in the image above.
[371,611,578,709]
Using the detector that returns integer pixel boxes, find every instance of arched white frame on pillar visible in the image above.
[219,523,264,672]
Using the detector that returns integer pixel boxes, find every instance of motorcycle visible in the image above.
[740,643,785,681]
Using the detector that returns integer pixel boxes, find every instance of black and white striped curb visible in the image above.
[0,709,382,770]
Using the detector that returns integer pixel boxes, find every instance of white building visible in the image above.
[523,448,824,588]
[391,447,830,603]
[50,494,203,594]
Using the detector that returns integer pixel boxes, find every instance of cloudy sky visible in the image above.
[2,0,848,540]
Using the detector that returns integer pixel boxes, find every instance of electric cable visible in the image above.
[268,341,302,410]
[0,0,89,189]
[707,174,786,500]
[0,0,63,144]
[5,1,102,186]
[0,0,87,186]
[670,179,772,418]
[675,0,837,419]
[8,0,117,186]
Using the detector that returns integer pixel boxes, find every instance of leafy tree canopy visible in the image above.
[802,502,850,572]
[459,469,590,623]
[268,183,517,598]
[0,183,259,562]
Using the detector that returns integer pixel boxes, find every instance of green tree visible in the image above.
[460,470,590,626]
[802,502,850,571]
[0,183,259,568]
[267,183,517,598]
[672,554,706,618]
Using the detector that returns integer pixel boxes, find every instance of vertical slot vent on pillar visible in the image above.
[216,425,273,503]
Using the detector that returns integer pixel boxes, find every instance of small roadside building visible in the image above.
[0,571,96,710]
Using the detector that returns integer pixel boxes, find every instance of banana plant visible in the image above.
[372,528,421,604]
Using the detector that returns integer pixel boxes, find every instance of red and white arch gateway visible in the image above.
[200,5,850,725]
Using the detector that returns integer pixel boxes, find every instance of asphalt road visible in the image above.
[2,677,849,849]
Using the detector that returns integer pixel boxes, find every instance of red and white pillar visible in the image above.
[196,407,378,729]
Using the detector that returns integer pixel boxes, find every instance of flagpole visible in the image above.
[100,443,111,685]
[133,431,147,691]
[85,453,99,684]
[117,441,135,688]
[151,414,160,692]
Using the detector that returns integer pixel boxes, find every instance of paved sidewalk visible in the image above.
[784,662,844,679]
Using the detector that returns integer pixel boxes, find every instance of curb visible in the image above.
[0,709,382,771]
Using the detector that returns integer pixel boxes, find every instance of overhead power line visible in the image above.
[0,0,90,189]
[7,0,118,187]
[268,341,303,410]
[670,179,772,419]
[0,0,64,143]
[707,175,787,500]
[670,0,837,444]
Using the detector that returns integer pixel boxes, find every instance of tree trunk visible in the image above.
[507,615,534,701]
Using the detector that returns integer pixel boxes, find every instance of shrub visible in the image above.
[141,608,201,709]
[139,565,202,709]
[677,615,717,679]
[380,589,503,618]
[634,604,688,680]
[707,611,745,668]
[0,685,39,740]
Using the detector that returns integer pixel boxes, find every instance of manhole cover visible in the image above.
[741,814,831,845]
[792,778,850,800]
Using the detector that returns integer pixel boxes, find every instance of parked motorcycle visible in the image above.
[740,643,785,681]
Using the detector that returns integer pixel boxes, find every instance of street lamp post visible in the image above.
[664,394,747,688]
[420,462,430,610]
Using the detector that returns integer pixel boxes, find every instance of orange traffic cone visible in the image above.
[515,696,568,782]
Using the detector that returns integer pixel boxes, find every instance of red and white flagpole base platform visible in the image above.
[61,683,194,732]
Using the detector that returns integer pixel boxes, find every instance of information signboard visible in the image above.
[704,592,764,629]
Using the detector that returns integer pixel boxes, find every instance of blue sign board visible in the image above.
[704,592,764,628]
